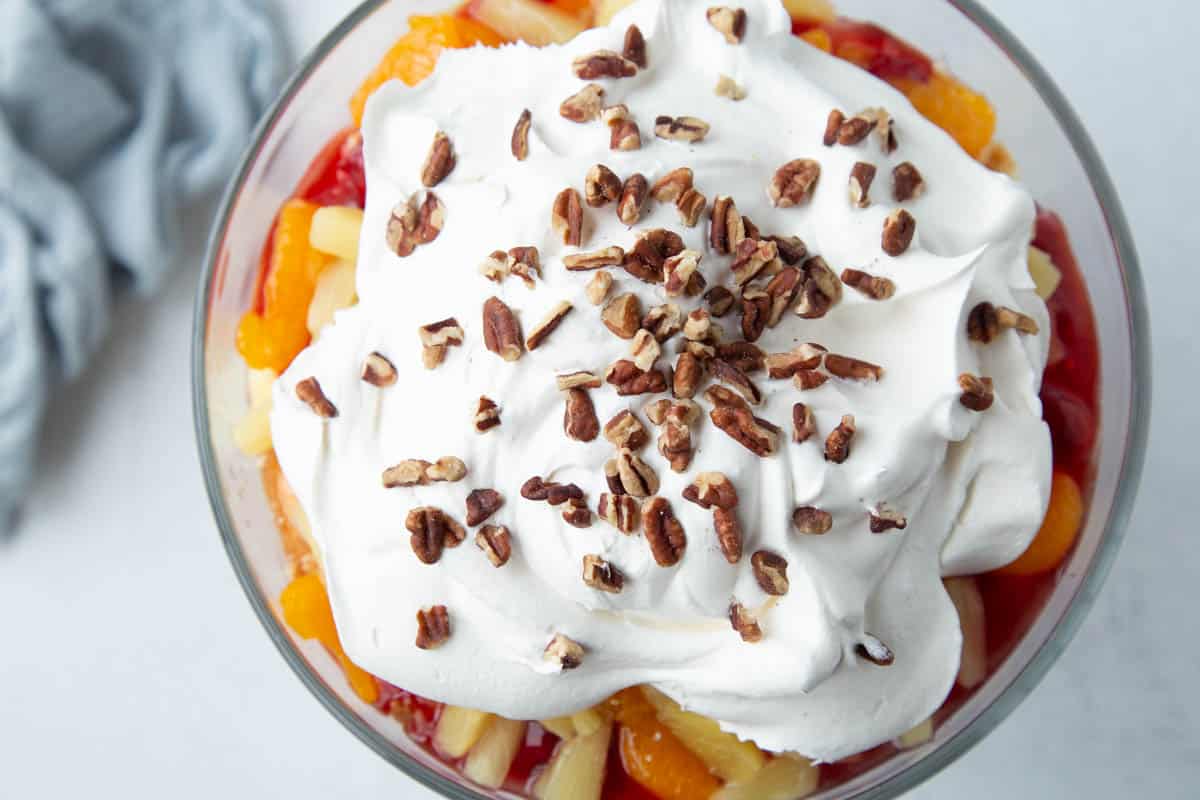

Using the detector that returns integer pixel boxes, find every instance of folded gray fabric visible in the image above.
[0,0,285,533]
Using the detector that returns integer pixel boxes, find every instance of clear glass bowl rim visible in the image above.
[192,1,1152,797]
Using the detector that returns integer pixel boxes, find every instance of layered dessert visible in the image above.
[232,0,1099,797]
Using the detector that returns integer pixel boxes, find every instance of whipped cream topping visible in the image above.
[271,0,1051,761]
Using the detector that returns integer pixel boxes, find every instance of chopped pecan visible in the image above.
[544,633,585,670]
[686,341,717,363]
[406,507,465,565]
[793,369,829,391]
[520,476,552,501]
[714,507,743,563]
[994,305,1040,336]
[795,256,843,319]
[598,492,641,533]
[631,228,685,275]
[547,483,584,506]
[415,605,450,649]
[861,107,897,153]
[603,459,624,494]
[751,550,789,596]
[675,188,707,227]
[361,352,397,387]
[792,505,832,535]
[792,402,816,443]
[731,237,779,285]
[709,195,745,255]
[705,384,750,411]
[582,554,625,593]
[511,108,531,161]
[572,49,638,79]
[728,601,762,642]
[841,268,895,300]
[295,377,337,418]
[704,285,736,317]
[654,115,710,143]
[663,250,702,297]
[419,317,465,352]
[623,24,647,67]
[602,293,642,339]
[565,246,624,272]
[526,301,574,350]
[615,447,659,497]
[564,388,600,441]
[893,162,925,202]
[856,634,894,666]
[482,297,523,362]
[741,215,762,240]
[882,209,917,256]
[557,370,602,391]
[683,309,714,342]
[510,245,542,283]
[650,167,694,202]
[586,270,613,305]
[617,173,648,223]
[552,187,584,247]
[585,164,622,208]
[739,288,770,342]
[642,302,684,342]
[657,412,697,472]
[825,353,884,382]
[604,409,649,450]
[385,196,419,257]
[643,398,671,425]
[479,250,510,283]
[824,415,856,463]
[673,351,703,399]
[769,159,821,207]
[766,234,808,265]
[711,358,763,405]
[849,161,877,208]
[381,459,432,488]
[765,266,803,326]
[642,496,686,566]
[836,113,876,146]
[682,472,739,510]
[766,343,826,378]
[415,192,445,243]
[630,329,661,371]
[869,507,908,533]
[420,131,455,187]
[706,6,747,43]
[559,83,605,122]
[562,498,593,528]
[823,109,846,146]
[466,489,504,527]
[475,396,501,432]
[958,373,995,411]
[606,359,669,396]
[609,117,642,151]
[714,73,746,100]
[475,525,512,567]
[710,405,779,456]
[427,456,468,482]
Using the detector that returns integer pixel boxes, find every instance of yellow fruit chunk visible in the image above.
[613,689,722,800]
[533,720,612,800]
[464,717,527,789]
[782,0,836,21]
[799,27,832,52]
[233,403,272,456]
[350,15,506,125]
[1028,245,1062,300]
[309,205,364,261]
[894,72,997,158]
[996,472,1084,576]
[712,754,820,800]
[435,705,496,759]
[642,686,766,783]
[571,706,610,737]
[279,573,378,704]
[306,260,357,339]
[470,0,588,46]
[895,718,934,749]
[592,0,635,25]
[539,716,578,740]
[944,576,987,689]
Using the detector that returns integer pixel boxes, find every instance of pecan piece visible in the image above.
[841,268,895,300]
[769,159,821,207]
[729,601,762,643]
[823,109,846,146]
[623,24,647,67]
[650,167,693,202]
[582,555,625,593]
[615,447,659,497]
[572,49,638,79]
[714,74,746,100]
[476,525,512,567]
[705,384,750,411]
[520,476,553,501]
[475,396,501,432]
[710,405,779,456]
[704,285,736,317]
[656,407,698,472]
[794,369,829,391]
[766,234,808,265]
[683,309,713,342]
[765,266,803,326]
[654,115,710,143]
[564,388,600,442]
[825,353,884,382]
[586,270,613,305]
[466,489,504,527]
[663,250,702,297]
[609,117,642,151]
[642,496,686,566]
[559,83,605,122]
[893,162,926,202]
[714,507,743,563]
[420,131,455,187]
[605,360,669,396]
[562,498,593,528]
[295,377,337,418]
[630,329,661,371]
[730,237,779,285]
[361,352,397,387]
[792,402,816,443]
[604,459,623,494]
[557,370,602,391]
[415,605,450,649]
[406,507,465,565]
[482,297,523,362]
[673,351,703,399]
[511,108,531,161]
[958,373,995,411]
[882,209,917,256]
[766,343,826,378]
[585,164,622,207]
[414,192,445,243]
[602,293,642,339]
[598,492,640,533]
[824,415,856,463]
[604,409,649,450]
[752,550,789,595]
[837,113,876,146]
[795,256,843,319]
[675,188,707,227]
[849,161,877,208]
[967,302,1040,343]
[526,301,573,351]
[419,317,465,349]
[385,196,419,257]
[792,505,832,535]
[869,507,908,533]
[711,358,763,405]
[544,633,585,670]
[617,173,648,223]
[706,6,747,43]
[547,483,584,506]
[381,459,432,488]
[642,302,684,342]
[995,305,1041,336]
[426,456,468,482]
[682,472,739,510]
[552,187,584,247]
[565,246,624,272]
[739,288,770,342]
[857,634,894,666]
[709,195,745,255]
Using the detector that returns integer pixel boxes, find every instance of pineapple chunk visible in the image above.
[642,686,766,783]
[472,0,587,45]
[592,0,635,25]
[435,706,495,759]
[306,260,357,338]
[570,706,609,737]
[782,0,836,21]
[309,205,363,262]
[714,754,819,800]
[233,403,272,456]
[464,717,526,789]
[896,718,934,749]
[539,716,577,740]
[1028,246,1062,300]
[247,367,276,408]
[944,576,987,689]
[533,720,612,800]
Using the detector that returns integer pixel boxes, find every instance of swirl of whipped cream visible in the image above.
[271,0,1051,760]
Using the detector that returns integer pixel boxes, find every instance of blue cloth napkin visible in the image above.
[0,0,285,533]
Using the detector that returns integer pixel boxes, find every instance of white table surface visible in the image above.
[2,1,1195,797]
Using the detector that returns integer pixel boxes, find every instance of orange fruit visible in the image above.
[892,72,997,158]
[611,689,722,799]
[280,573,380,704]
[996,472,1084,576]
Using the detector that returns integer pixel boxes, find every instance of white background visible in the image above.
[2,1,1195,797]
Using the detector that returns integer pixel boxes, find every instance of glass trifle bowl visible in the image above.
[193,0,1149,797]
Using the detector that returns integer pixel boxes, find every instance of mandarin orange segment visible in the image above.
[996,472,1084,576]
[799,28,832,52]
[892,72,997,158]
[280,573,379,704]
[613,689,721,800]
[549,0,594,18]
[350,15,506,126]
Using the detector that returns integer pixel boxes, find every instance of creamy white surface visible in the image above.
[271,0,1051,761]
